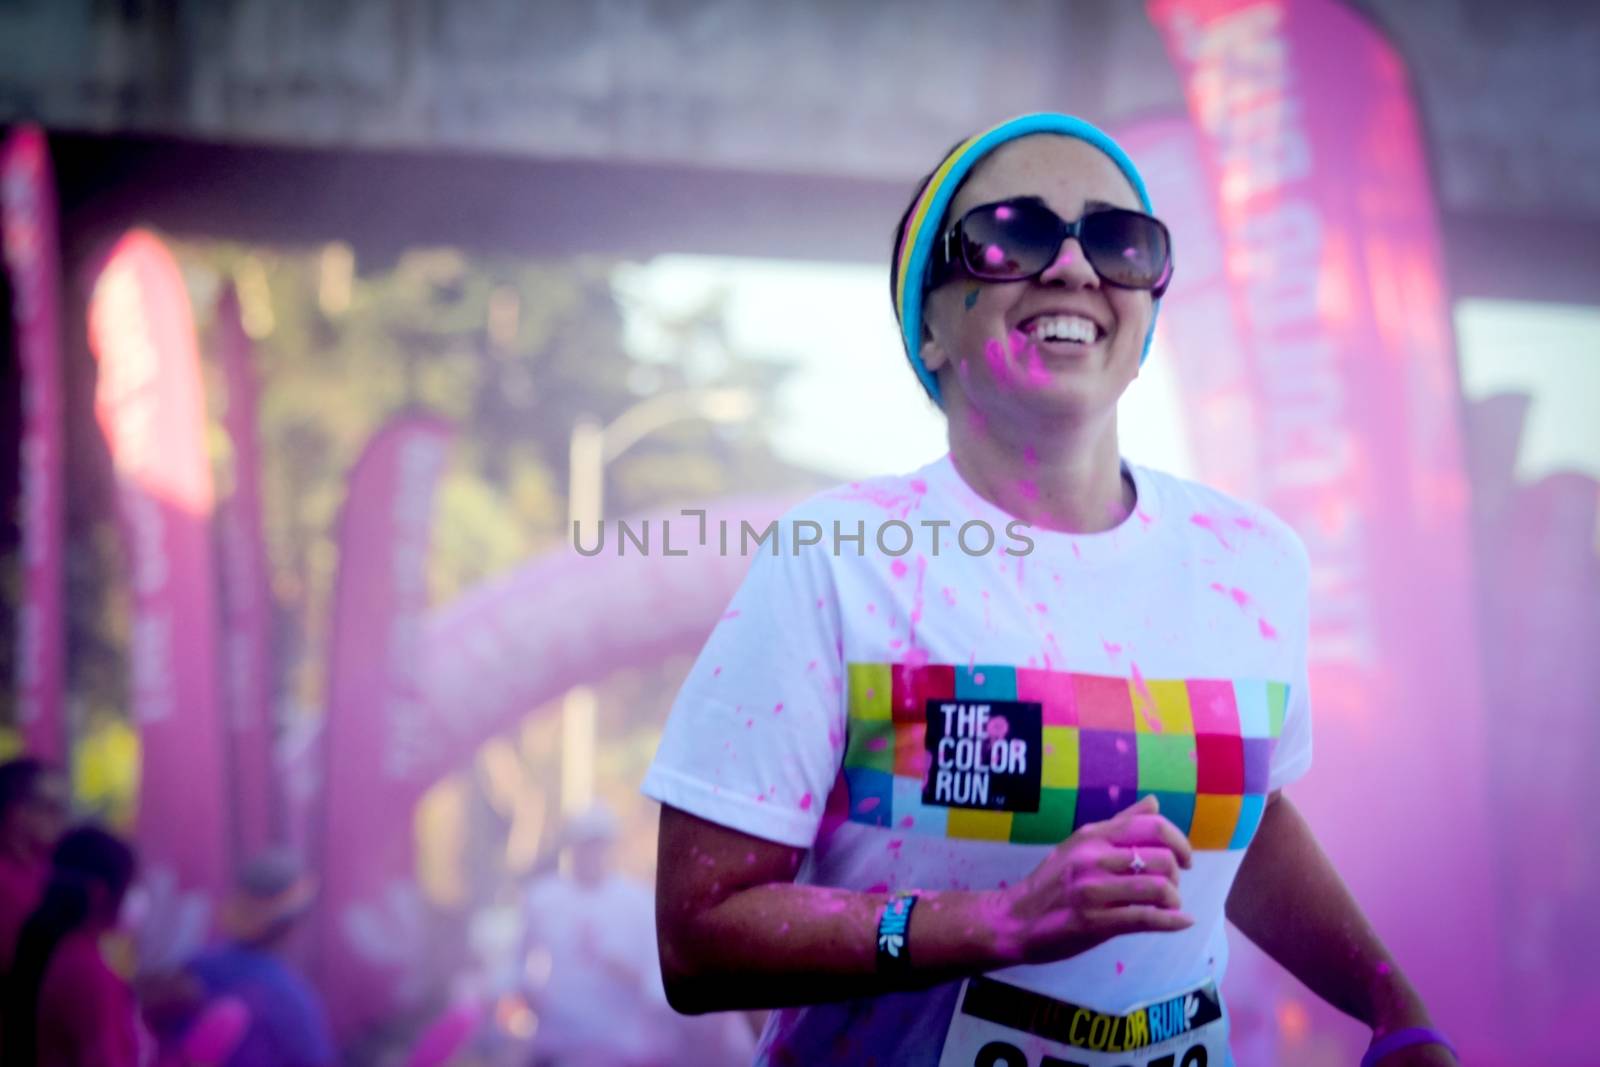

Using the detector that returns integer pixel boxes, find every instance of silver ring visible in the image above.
[1129,849,1147,874]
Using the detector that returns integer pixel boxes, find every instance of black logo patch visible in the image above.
[923,699,1042,813]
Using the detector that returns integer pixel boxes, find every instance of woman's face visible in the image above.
[920,135,1154,425]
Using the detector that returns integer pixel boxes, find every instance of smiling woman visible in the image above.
[642,112,1459,1067]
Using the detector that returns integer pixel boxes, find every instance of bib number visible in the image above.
[938,976,1227,1067]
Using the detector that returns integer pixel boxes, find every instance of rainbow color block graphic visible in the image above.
[841,662,1288,850]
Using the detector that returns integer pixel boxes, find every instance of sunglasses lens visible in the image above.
[1081,210,1170,289]
[959,200,1063,280]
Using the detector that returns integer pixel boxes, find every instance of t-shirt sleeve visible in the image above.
[641,509,846,848]
[1268,526,1313,792]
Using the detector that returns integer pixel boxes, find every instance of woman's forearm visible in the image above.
[662,882,1017,1013]
[1225,792,1431,1032]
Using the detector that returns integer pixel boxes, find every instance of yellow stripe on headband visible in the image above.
[894,129,989,321]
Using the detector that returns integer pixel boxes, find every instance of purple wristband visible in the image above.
[1360,1027,1456,1067]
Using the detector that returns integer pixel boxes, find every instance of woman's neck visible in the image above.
[946,399,1133,534]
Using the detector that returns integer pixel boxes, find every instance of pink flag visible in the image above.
[88,229,230,952]
[213,284,277,858]
[2,126,66,760]
[314,414,453,1037]
[1148,0,1501,1055]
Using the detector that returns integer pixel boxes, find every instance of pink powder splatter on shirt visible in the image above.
[1019,478,1039,501]
[1115,737,1129,754]
[986,716,1009,740]
[1259,617,1278,640]
[1035,602,1048,615]
[807,659,818,672]
[1230,588,1251,607]
[1115,961,1126,976]
[857,796,881,814]
[713,665,723,677]
[799,792,814,811]
[865,881,891,894]
[865,688,876,700]
[866,602,876,614]
[1190,513,1232,550]
[889,638,904,650]
[745,719,753,728]
[890,559,909,579]
[886,839,904,858]
[1023,345,1051,388]
[942,587,957,607]
[867,737,889,751]
[1102,639,1123,657]
[1108,785,1121,802]
[773,702,784,714]
[816,597,826,610]
[722,609,741,620]
[974,672,986,685]
[899,816,915,828]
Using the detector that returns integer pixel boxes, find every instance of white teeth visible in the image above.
[1032,315,1098,343]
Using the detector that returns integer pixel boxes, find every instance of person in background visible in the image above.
[172,850,334,1067]
[520,804,753,1067]
[0,759,69,973]
[2,825,143,1067]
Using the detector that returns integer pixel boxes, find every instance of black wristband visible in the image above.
[876,892,918,972]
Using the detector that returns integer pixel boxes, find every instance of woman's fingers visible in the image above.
[1095,846,1180,886]
[1079,874,1183,911]
[1104,813,1194,869]
[1089,904,1196,936]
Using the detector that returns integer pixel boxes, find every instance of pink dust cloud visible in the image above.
[1259,618,1278,639]
[1189,513,1233,550]
[890,559,909,579]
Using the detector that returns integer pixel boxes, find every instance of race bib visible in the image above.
[938,976,1227,1067]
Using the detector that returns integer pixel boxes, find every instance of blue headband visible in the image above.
[895,112,1162,407]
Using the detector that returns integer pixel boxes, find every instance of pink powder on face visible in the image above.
[1024,346,1050,388]
[799,792,814,811]
[1259,618,1278,640]
[1019,478,1039,501]
[984,337,1011,387]
[957,358,972,387]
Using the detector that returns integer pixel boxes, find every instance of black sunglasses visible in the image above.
[928,196,1173,297]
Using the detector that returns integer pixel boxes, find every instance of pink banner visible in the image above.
[89,229,230,939]
[1147,0,1502,1057]
[2,126,65,760]
[315,414,453,1037]
[213,283,277,859]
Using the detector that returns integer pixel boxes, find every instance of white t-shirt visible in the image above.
[642,454,1313,1065]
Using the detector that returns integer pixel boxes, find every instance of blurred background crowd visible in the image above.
[0,1,1596,1064]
